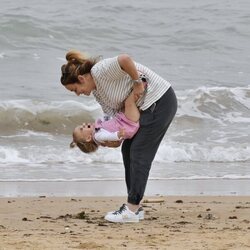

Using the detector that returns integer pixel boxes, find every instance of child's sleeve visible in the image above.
[94,128,120,142]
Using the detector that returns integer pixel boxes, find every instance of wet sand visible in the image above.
[1,196,250,249]
[1,179,250,197]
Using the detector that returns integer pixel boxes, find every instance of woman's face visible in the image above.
[65,74,96,96]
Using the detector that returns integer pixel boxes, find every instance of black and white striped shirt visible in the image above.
[91,56,171,116]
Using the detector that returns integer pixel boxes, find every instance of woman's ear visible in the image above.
[78,75,84,83]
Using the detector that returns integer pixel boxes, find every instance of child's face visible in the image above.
[73,123,94,142]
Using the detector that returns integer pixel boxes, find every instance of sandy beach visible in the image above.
[0,196,250,250]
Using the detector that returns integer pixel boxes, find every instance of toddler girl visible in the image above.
[70,90,142,153]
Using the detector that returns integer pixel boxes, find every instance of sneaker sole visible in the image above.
[104,217,139,223]
[108,211,144,220]
[138,211,144,220]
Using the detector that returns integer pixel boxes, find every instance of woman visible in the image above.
[60,50,177,223]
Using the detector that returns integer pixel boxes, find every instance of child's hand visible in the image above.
[118,128,126,139]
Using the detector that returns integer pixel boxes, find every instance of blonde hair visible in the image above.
[60,50,100,86]
[70,130,99,154]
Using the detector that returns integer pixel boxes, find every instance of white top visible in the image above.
[91,56,171,116]
[94,128,120,142]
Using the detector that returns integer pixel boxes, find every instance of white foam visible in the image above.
[0,130,54,139]
[231,86,250,109]
[0,147,29,163]
[155,142,250,163]
[1,141,249,165]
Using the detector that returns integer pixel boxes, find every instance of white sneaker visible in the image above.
[136,206,144,220]
[107,206,144,220]
[104,204,139,223]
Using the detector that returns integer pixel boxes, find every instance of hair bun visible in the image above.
[66,50,88,64]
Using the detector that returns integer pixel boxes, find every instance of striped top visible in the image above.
[91,56,171,116]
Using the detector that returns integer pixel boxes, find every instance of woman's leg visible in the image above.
[125,87,177,205]
[121,138,133,193]
[121,90,141,194]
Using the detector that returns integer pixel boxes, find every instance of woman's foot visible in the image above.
[104,204,139,223]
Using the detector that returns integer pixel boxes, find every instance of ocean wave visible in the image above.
[0,86,249,134]
[0,99,103,134]
[155,143,250,163]
[177,85,250,122]
[0,147,29,164]
[0,140,249,164]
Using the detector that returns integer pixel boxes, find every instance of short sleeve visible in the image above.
[94,129,120,142]
[92,56,127,80]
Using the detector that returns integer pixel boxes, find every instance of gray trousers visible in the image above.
[121,87,177,205]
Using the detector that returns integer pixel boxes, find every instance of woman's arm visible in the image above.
[99,141,122,148]
[118,54,140,80]
[118,54,145,99]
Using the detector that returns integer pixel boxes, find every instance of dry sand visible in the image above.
[0,196,250,250]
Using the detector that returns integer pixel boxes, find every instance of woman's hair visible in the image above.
[70,132,99,154]
[60,50,100,86]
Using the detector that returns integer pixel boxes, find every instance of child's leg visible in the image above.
[124,91,140,122]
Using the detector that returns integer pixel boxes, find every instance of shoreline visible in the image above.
[0,179,250,197]
[1,196,250,249]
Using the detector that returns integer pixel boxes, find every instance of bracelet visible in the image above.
[132,79,143,84]
[132,74,147,84]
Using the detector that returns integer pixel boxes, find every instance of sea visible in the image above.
[0,0,249,189]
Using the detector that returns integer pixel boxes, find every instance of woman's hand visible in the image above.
[118,54,146,100]
[118,128,126,139]
[100,141,122,148]
[133,82,145,100]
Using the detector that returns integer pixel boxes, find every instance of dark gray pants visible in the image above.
[121,87,177,205]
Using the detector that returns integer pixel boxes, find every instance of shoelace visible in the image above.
[136,207,143,215]
[112,204,126,215]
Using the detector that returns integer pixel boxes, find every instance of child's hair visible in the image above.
[70,133,98,154]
